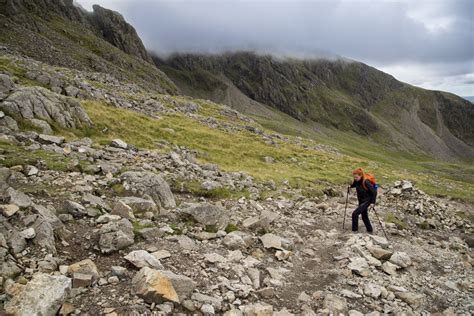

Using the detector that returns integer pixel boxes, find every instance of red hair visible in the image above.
[352,168,364,177]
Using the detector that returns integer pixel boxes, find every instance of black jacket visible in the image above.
[351,179,377,204]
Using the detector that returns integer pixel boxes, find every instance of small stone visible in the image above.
[108,276,120,284]
[124,250,163,269]
[242,303,273,315]
[348,257,370,277]
[24,165,39,176]
[111,266,127,278]
[298,291,311,302]
[6,188,32,208]
[381,261,398,275]
[323,295,347,315]
[38,134,65,145]
[21,227,36,239]
[131,267,196,304]
[364,283,381,298]
[201,303,215,315]
[1,204,20,217]
[111,139,128,149]
[389,252,412,268]
[64,200,87,217]
[59,302,75,316]
[72,272,93,288]
[395,291,424,308]
[68,259,99,280]
[366,246,393,260]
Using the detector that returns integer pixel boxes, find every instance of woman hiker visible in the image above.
[350,168,377,233]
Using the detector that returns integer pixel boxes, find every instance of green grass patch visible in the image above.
[204,225,218,233]
[385,212,408,230]
[53,99,474,202]
[225,223,239,233]
[0,139,91,172]
[132,221,155,235]
[171,178,247,200]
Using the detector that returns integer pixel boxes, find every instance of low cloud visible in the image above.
[78,0,473,96]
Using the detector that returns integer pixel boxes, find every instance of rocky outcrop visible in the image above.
[131,267,196,304]
[90,5,153,63]
[121,171,176,211]
[2,0,152,64]
[4,273,71,315]
[1,86,91,129]
[98,218,134,253]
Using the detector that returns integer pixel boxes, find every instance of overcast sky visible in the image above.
[77,0,473,97]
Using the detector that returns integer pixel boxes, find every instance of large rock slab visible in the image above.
[119,196,158,215]
[389,252,412,268]
[181,203,229,229]
[68,259,99,281]
[98,218,134,253]
[260,233,292,251]
[242,210,278,230]
[4,273,71,315]
[131,267,196,304]
[348,257,370,277]
[33,216,56,254]
[395,291,424,308]
[323,295,347,315]
[5,187,32,208]
[124,250,163,269]
[366,246,393,260]
[121,171,176,210]
[0,86,91,129]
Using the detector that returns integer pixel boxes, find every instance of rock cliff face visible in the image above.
[0,0,175,93]
[89,5,153,63]
[1,0,152,63]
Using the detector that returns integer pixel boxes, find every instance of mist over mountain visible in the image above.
[76,0,474,97]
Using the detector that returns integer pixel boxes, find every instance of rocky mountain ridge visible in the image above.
[2,0,152,63]
[155,52,474,161]
[0,0,176,93]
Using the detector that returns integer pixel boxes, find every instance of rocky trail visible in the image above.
[0,49,472,315]
[0,132,472,315]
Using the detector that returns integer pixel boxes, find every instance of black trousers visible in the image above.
[352,201,373,232]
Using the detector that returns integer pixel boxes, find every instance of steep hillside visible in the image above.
[154,53,474,161]
[0,0,176,93]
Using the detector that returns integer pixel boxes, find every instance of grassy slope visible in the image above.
[1,52,472,202]
[53,99,473,202]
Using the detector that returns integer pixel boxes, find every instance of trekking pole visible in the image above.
[371,205,389,241]
[342,186,350,230]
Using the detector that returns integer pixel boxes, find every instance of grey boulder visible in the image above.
[181,203,229,230]
[4,273,71,316]
[121,171,176,211]
[0,86,91,129]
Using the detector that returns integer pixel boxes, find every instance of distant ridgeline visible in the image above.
[154,52,474,161]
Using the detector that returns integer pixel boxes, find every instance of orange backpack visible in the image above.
[362,173,378,191]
